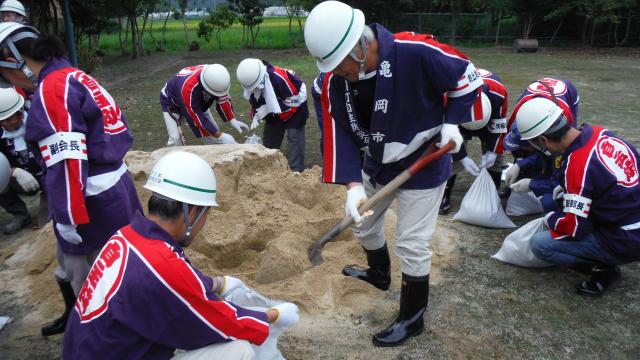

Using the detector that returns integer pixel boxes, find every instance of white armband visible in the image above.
[562,193,591,218]
[447,63,484,98]
[38,132,88,167]
[488,118,508,134]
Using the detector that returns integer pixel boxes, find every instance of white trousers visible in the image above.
[172,340,255,360]
[163,110,220,146]
[54,243,99,295]
[352,172,447,277]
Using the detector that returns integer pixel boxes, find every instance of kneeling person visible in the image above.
[515,99,640,296]
[63,151,298,359]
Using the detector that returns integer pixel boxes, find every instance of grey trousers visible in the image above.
[263,123,305,172]
[54,243,100,295]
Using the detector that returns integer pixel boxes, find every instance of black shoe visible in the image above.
[3,215,32,235]
[576,266,621,296]
[570,257,600,275]
[439,175,456,215]
[372,273,429,347]
[342,244,391,291]
[42,280,76,336]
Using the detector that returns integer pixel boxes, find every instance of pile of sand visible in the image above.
[0,144,459,340]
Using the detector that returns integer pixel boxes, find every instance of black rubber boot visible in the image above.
[41,280,76,336]
[372,273,429,347]
[439,175,456,215]
[570,257,599,275]
[576,265,621,296]
[342,244,391,291]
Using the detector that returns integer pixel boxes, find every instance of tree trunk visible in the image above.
[129,16,138,59]
[50,0,59,36]
[182,13,190,49]
[581,17,589,45]
[606,21,612,45]
[620,15,632,46]
[494,8,502,46]
[216,29,222,50]
[550,17,564,44]
[161,8,171,51]
[296,15,302,33]
[590,18,597,46]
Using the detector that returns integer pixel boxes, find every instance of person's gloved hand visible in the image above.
[56,223,82,245]
[270,302,299,329]
[504,163,520,186]
[438,123,463,153]
[250,113,262,130]
[12,167,39,192]
[229,119,249,134]
[345,185,367,225]
[216,132,237,144]
[552,185,564,201]
[255,105,269,119]
[283,95,302,108]
[219,276,247,297]
[480,151,497,169]
[510,178,531,193]
[460,156,480,176]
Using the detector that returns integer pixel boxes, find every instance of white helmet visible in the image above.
[200,64,230,97]
[516,97,565,140]
[0,22,39,84]
[236,58,266,91]
[0,152,10,193]
[461,92,492,131]
[0,0,26,17]
[304,1,365,72]
[0,87,23,120]
[144,151,218,207]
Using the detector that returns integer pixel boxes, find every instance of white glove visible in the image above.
[12,167,39,192]
[255,105,269,119]
[510,178,531,193]
[229,119,249,134]
[270,302,299,329]
[56,223,82,245]
[216,132,237,144]
[504,163,520,186]
[345,185,367,225]
[283,95,302,108]
[250,113,262,130]
[479,151,497,169]
[460,157,480,176]
[219,276,248,297]
[438,123,463,153]
[552,185,564,200]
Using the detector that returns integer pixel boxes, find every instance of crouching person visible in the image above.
[63,151,298,359]
[0,87,41,234]
[515,98,640,296]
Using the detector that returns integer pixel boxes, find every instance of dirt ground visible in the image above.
[1,47,640,359]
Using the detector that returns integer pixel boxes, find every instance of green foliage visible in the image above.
[198,6,238,49]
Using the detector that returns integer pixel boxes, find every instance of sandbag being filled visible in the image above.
[506,191,544,216]
[453,168,515,228]
[492,217,553,268]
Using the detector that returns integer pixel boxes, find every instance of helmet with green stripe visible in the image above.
[304,1,365,72]
[200,64,230,97]
[516,97,566,140]
[144,151,218,207]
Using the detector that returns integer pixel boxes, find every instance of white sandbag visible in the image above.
[506,191,544,216]
[225,287,290,360]
[453,168,515,228]
[0,316,11,331]
[492,217,553,268]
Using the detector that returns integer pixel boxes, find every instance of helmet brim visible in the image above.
[314,9,365,73]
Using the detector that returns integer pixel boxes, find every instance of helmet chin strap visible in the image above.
[348,35,369,80]
[181,203,208,245]
[0,31,40,86]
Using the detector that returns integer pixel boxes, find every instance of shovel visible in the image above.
[308,141,455,266]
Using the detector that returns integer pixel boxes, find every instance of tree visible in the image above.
[283,0,304,34]
[198,5,237,49]
[235,0,265,48]
[178,0,190,49]
[510,0,554,39]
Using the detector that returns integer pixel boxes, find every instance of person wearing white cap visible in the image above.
[64,151,299,360]
[0,86,41,234]
[305,0,484,346]
[0,0,26,23]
